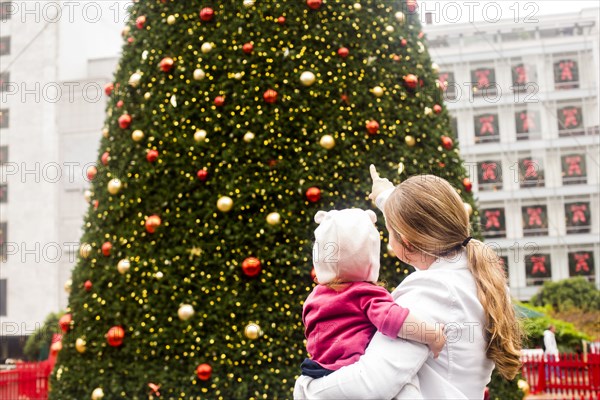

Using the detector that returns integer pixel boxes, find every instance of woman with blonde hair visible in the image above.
[294,166,522,399]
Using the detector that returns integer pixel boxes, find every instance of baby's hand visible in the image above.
[428,324,446,359]
[368,165,394,201]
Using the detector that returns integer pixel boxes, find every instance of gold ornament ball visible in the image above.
[91,388,104,400]
[193,69,206,81]
[395,11,405,23]
[83,190,93,202]
[372,86,384,97]
[194,130,207,142]
[167,15,176,25]
[243,0,255,7]
[155,271,164,279]
[424,107,432,116]
[353,3,362,10]
[101,128,109,138]
[75,338,86,354]
[64,279,72,294]
[243,132,255,142]
[397,162,405,175]
[79,243,92,259]
[405,135,416,147]
[517,379,530,397]
[217,196,234,212]
[128,72,142,87]
[385,25,394,33]
[178,304,195,321]
[464,203,473,216]
[144,92,151,100]
[108,179,122,195]
[117,259,131,274]
[244,323,262,340]
[432,62,440,73]
[319,135,335,150]
[266,212,281,225]
[201,42,213,54]
[300,71,316,87]
[131,129,145,142]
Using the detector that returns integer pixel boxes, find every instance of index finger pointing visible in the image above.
[369,164,380,180]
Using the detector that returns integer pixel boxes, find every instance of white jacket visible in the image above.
[294,251,495,400]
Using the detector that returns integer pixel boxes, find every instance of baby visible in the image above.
[301,208,445,378]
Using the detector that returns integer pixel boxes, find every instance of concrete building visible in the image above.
[0,0,122,360]
[423,8,600,300]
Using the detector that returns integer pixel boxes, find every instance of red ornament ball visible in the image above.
[145,215,162,234]
[463,178,473,192]
[197,169,208,182]
[341,94,349,104]
[135,15,146,29]
[106,326,125,347]
[277,16,286,25]
[337,47,349,58]
[441,135,453,150]
[101,242,112,257]
[127,37,134,44]
[242,257,262,278]
[366,120,380,135]
[200,7,214,22]
[118,114,132,129]
[306,0,322,10]
[196,363,212,381]
[242,42,254,54]
[306,187,321,203]
[101,152,110,166]
[86,166,97,181]
[406,0,418,13]
[433,104,442,114]
[159,57,175,73]
[104,83,114,96]
[404,74,418,90]
[146,149,159,163]
[58,313,72,333]
[84,280,93,292]
[400,38,408,47]
[116,100,124,108]
[214,96,225,107]
[263,89,278,104]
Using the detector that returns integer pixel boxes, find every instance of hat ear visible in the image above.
[314,210,328,224]
[365,209,377,224]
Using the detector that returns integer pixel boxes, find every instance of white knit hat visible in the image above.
[312,208,381,284]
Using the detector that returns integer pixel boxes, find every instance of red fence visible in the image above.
[522,352,600,399]
[0,359,54,400]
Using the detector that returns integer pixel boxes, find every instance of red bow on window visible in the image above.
[570,204,588,224]
[531,256,547,274]
[520,112,536,132]
[523,159,538,178]
[485,210,501,229]
[515,65,528,84]
[564,156,582,176]
[527,207,543,226]
[479,116,495,134]
[475,69,491,88]
[574,253,590,272]
[559,61,574,81]
[562,108,579,128]
[481,163,498,181]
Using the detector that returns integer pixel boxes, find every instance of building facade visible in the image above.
[424,8,600,300]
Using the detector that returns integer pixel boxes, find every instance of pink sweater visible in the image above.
[303,281,410,370]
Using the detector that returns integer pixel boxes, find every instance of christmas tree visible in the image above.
[50,1,476,398]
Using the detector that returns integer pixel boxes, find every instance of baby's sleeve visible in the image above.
[360,285,410,338]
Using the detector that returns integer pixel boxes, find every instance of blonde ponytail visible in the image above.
[384,175,523,380]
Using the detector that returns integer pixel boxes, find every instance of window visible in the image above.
[450,117,458,136]
[477,161,502,191]
[0,279,6,316]
[525,253,551,286]
[568,251,595,281]
[0,108,8,129]
[480,208,506,238]
[499,255,509,280]
[0,2,12,21]
[558,106,584,136]
[0,36,9,56]
[565,201,591,234]
[515,110,540,140]
[522,205,548,236]
[0,222,6,261]
[518,157,545,188]
[0,72,8,92]
[439,71,456,100]
[0,184,6,203]
[474,113,499,143]
[471,67,497,96]
[0,146,7,166]
[561,154,586,185]
[511,63,536,92]
[554,59,579,89]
